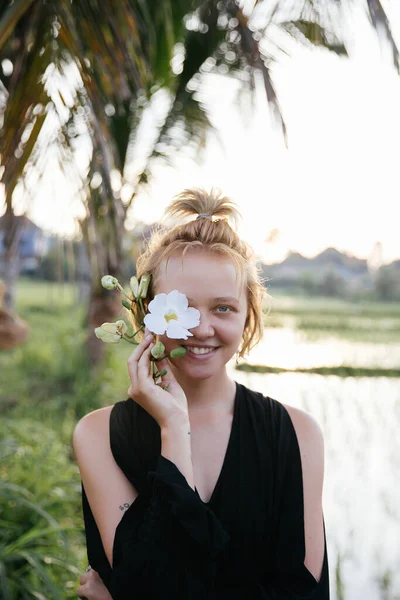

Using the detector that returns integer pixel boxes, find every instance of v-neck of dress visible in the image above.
[195,381,240,506]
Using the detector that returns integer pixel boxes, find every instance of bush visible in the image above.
[0,419,86,599]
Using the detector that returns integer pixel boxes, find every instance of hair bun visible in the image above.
[165,188,240,228]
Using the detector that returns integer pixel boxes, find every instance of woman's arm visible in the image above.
[259,404,329,599]
[73,406,192,568]
[282,405,326,583]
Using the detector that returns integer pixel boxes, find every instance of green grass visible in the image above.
[264,293,400,343]
[1,279,134,598]
[0,418,85,599]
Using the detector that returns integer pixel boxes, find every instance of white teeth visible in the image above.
[187,347,215,355]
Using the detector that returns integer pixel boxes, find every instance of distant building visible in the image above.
[0,215,48,274]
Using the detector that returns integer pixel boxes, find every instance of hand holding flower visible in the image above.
[127,334,189,427]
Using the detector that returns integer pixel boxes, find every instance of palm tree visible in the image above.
[0,0,398,360]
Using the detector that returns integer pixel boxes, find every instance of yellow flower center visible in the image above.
[164,310,178,323]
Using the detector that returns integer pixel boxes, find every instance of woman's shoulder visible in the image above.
[240,380,321,423]
[237,382,324,452]
[73,400,135,462]
[277,401,325,463]
[73,404,114,443]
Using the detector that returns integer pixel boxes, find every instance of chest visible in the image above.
[190,412,275,576]
[190,415,233,504]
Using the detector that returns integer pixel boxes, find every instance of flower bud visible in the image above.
[115,320,128,335]
[121,319,134,337]
[137,273,151,299]
[101,275,118,290]
[158,369,167,377]
[151,341,165,359]
[95,320,127,344]
[169,347,187,359]
[129,276,139,297]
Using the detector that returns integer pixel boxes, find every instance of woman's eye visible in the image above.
[215,305,232,313]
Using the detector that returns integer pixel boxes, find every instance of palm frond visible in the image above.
[366,0,399,72]
[0,0,36,51]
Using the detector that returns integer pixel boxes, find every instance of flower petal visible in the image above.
[101,322,119,333]
[148,293,168,313]
[178,307,201,329]
[144,313,167,335]
[167,290,188,313]
[166,321,193,340]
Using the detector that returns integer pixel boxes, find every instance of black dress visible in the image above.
[81,381,330,599]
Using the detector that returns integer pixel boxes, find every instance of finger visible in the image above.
[128,333,153,364]
[85,569,100,581]
[137,343,155,384]
[76,583,88,598]
[90,569,101,579]
[127,335,153,395]
[79,572,89,585]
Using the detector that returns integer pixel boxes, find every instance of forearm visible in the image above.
[160,417,194,490]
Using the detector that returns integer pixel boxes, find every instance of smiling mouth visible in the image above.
[182,345,219,356]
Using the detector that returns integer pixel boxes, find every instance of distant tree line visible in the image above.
[26,241,400,302]
[261,263,400,302]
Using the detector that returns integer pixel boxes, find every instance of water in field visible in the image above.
[228,329,400,600]
[248,327,400,370]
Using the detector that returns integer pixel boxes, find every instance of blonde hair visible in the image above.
[135,188,266,358]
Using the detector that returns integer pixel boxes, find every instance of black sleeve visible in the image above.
[85,455,229,600]
[258,402,330,599]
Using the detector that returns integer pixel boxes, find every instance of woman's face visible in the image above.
[153,250,248,380]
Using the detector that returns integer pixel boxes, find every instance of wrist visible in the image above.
[160,414,191,436]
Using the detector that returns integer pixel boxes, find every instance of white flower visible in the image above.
[144,290,200,340]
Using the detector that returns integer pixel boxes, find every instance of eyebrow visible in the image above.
[187,296,239,303]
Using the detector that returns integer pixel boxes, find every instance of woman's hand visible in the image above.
[76,567,112,600]
[127,334,189,428]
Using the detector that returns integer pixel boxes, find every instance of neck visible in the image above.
[171,367,236,416]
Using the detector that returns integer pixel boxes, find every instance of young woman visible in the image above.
[74,189,329,599]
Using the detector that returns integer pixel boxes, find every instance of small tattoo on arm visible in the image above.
[119,502,131,512]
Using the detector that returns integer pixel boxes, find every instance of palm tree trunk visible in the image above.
[0,211,25,312]
[3,250,19,312]
[79,202,125,366]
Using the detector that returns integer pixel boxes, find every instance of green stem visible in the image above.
[125,324,144,338]
[138,298,146,322]
[151,360,158,382]
[117,284,132,301]
[122,335,139,345]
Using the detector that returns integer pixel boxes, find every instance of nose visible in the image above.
[190,311,215,339]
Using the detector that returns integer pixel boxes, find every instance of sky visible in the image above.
[4,2,400,266]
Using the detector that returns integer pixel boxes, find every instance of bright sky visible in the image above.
[5,3,400,266]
